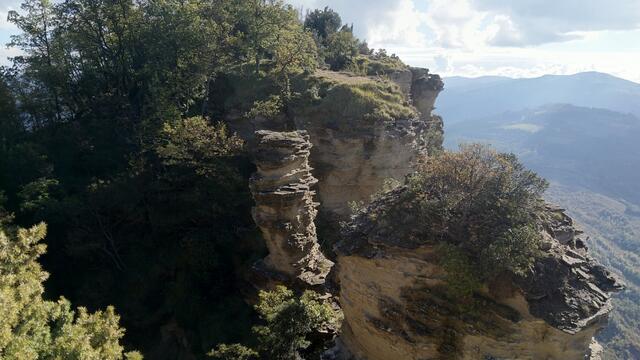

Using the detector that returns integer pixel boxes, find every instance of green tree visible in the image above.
[324,29,359,71]
[236,0,317,76]
[210,286,342,360]
[303,7,341,41]
[0,222,140,359]
[8,0,64,126]
[208,344,258,360]
[398,145,548,295]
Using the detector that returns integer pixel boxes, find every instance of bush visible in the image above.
[396,145,547,295]
[210,286,342,360]
[347,51,408,76]
[324,30,359,71]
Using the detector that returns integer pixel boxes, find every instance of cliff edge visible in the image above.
[335,187,622,360]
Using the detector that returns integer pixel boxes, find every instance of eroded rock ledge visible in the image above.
[249,130,333,286]
[224,67,444,219]
[334,189,623,360]
[234,67,621,359]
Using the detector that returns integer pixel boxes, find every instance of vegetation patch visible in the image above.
[347,52,409,76]
[290,72,417,125]
[370,144,548,298]
[209,286,342,360]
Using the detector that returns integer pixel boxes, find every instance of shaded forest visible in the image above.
[0,1,376,358]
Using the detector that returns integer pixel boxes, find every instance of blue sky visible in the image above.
[2,0,640,82]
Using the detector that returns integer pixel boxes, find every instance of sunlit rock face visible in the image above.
[334,190,622,360]
[249,130,333,286]
[291,67,444,218]
[224,67,621,359]
[224,68,444,219]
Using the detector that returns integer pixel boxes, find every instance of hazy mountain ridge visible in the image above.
[445,103,640,206]
[437,72,640,123]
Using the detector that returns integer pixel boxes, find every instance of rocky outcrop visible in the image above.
[290,116,432,217]
[292,68,444,217]
[223,68,444,218]
[215,65,623,359]
[334,190,622,360]
[249,130,333,286]
[410,67,444,117]
[386,68,413,96]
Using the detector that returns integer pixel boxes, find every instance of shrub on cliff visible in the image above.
[399,145,548,296]
[347,50,408,76]
[304,7,362,71]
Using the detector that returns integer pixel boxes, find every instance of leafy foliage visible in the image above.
[347,50,408,76]
[210,286,342,360]
[385,145,549,296]
[0,0,407,357]
[323,30,359,71]
[208,344,258,360]
[234,0,317,77]
[303,7,370,71]
[0,223,140,359]
[304,7,342,41]
[157,117,244,176]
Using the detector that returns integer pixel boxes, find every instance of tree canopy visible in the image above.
[0,0,400,357]
[0,222,141,359]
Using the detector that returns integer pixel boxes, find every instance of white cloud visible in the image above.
[288,0,640,82]
[0,45,22,66]
[290,0,428,48]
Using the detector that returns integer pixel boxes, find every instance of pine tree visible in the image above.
[0,222,141,359]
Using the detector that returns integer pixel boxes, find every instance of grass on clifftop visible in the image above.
[214,67,418,126]
[347,53,408,76]
[289,70,417,126]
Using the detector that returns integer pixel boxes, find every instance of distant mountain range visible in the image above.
[437,72,640,359]
[445,103,640,206]
[438,72,640,124]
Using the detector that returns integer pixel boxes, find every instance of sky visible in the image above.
[2,0,640,82]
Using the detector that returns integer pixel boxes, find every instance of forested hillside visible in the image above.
[0,1,375,357]
[1,1,629,359]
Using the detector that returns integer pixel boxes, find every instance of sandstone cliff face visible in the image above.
[249,130,333,286]
[291,69,444,217]
[227,66,621,359]
[227,69,444,218]
[335,190,622,360]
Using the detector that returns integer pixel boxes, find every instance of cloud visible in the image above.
[0,45,22,66]
[291,0,640,49]
[289,0,429,47]
[471,0,640,46]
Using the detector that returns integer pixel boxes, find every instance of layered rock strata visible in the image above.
[294,68,445,217]
[249,130,333,286]
[335,190,622,360]
[224,68,444,218]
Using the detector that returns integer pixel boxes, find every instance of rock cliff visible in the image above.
[249,130,333,286]
[290,69,444,217]
[226,65,621,359]
[335,189,622,360]
[223,68,443,218]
